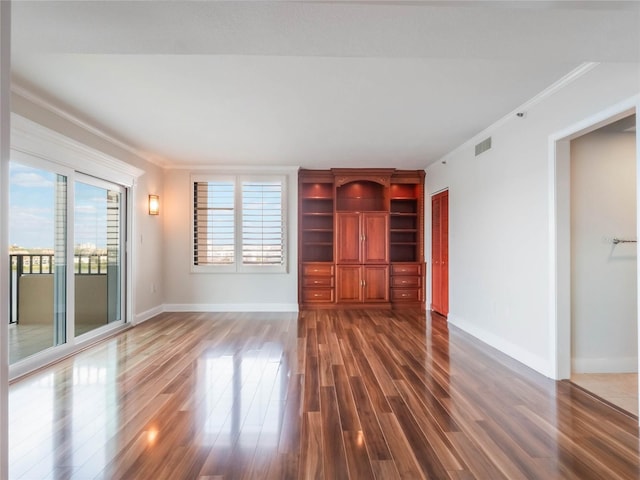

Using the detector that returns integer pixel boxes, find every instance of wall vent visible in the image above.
[475,137,492,156]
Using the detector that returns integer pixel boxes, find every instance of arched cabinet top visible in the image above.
[331,168,395,188]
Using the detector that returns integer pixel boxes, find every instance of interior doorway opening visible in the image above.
[552,102,638,416]
[569,114,637,414]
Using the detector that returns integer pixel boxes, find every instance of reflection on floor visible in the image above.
[9,311,640,479]
[571,373,638,416]
[8,324,53,364]
[9,321,109,364]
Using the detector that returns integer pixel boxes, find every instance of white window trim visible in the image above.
[191,173,288,274]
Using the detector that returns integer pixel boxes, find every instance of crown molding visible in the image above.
[11,113,145,186]
[11,84,169,169]
[437,62,599,165]
[173,164,300,174]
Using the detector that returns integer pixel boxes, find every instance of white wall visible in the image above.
[131,163,165,321]
[426,62,640,377]
[571,129,637,373]
[10,92,165,324]
[163,168,298,311]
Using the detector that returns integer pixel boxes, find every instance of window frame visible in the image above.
[191,173,288,274]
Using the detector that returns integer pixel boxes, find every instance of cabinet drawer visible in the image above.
[303,276,334,287]
[303,264,334,276]
[303,289,334,303]
[391,288,420,302]
[391,264,421,276]
[391,276,420,288]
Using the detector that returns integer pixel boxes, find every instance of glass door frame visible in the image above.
[72,173,127,341]
[8,154,74,361]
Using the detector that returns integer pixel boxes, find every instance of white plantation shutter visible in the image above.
[193,180,235,265]
[241,180,284,266]
[192,174,287,272]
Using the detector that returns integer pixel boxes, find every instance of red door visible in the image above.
[431,190,449,316]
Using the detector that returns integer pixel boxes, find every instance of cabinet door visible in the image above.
[336,213,362,264]
[362,213,389,264]
[336,265,363,302]
[363,265,389,302]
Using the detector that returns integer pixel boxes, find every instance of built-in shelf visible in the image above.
[300,180,334,263]
[390,194,419,263]
[299,169,424,308]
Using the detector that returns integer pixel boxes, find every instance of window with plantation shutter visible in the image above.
[192,174,287,273]
[241,180,284,267]
[193,179,235,267]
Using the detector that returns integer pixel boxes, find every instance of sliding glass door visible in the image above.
[8,163,67,363]
[8,160,127,364]
[74,178,125,337]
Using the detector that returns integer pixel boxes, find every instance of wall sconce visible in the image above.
[148,195,160,215]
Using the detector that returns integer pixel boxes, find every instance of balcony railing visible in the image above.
[9,254,107,324]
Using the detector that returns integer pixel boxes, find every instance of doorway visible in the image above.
[552,104,638,415]
[569,115,637,414]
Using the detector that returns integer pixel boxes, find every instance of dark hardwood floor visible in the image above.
[9,310,640,479]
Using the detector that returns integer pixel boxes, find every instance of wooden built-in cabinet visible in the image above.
[336,212,389,265]
[300,173,334,263]
[298,168,424,309]
[390,263,422,303]
[301,263,335,304]
[336,212,389,303]
[299,171,335,305]
[337,265,389,303]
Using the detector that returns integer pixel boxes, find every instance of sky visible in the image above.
[9,162,115,250]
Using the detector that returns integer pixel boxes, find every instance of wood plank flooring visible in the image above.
[9,310,640,479]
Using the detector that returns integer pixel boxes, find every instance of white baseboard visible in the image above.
[572,357,638,374]
[163,303,299,313]
[448,313,553,378]
[134,305,165,325]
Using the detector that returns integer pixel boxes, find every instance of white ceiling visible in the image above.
[10,1,640,169]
